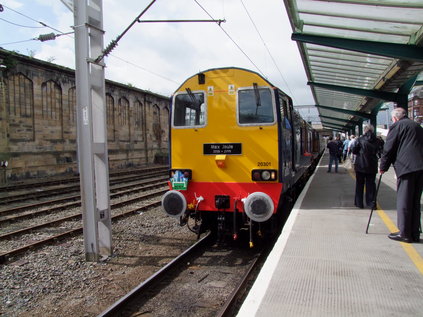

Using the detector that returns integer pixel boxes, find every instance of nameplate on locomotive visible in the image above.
[203,143,242,155]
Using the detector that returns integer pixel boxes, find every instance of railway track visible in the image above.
[0,166,167,206]
[0,165,167,193]
[98,231,272,317]
[0,188,167,263]
[0,176,168,224]
[0,167,170,264]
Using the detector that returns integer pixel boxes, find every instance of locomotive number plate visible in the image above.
[203,143,242,155]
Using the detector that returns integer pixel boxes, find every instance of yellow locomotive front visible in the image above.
[162,67,283,239]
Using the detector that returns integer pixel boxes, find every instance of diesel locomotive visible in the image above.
[161,67,322,245]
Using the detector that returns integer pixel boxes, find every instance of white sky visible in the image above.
[0,0,314,105]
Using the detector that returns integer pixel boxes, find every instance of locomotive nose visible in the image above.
[161,190,187,218]
[243,192,274,222]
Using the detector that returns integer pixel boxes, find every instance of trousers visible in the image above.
[396,170,423,238]
[328,154,338,172]
[355,172,376,208]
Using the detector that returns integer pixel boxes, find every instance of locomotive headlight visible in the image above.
[261,170,271,181]
[251,169,277,181]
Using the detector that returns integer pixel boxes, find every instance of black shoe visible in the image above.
[388,232,412,243]
[412,235,420,242]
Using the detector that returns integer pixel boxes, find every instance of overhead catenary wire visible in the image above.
[193,0,265,77]
[109,54,179,86]
[239,0,296,102]
[0,16,45,28]
[0,31,74,46]
[1,3,67,35]
[0,39,36,46]
[0,1,175,89]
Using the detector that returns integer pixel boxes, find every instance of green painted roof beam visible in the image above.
[322,124,345,131]
[308,81,404,103]
[292,32,423,62]
[316,104,372,119]
[319,115,358,124]
[322,123,348,131]
[321,120,354,129]
[371,75,419,114]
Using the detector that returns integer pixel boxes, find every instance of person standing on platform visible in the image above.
[351,124,382,209]
[336,136,343,163]
[348,135,357,162]
[342,137,350,162]
[380,107,423,243]
[327,136,341,173]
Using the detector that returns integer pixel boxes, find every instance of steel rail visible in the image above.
[0,179,167,222]
[97,231,212,317]
[0,194,165,263]
[0,188,167,240]
[0,165,167,193]
[0,169,167,205]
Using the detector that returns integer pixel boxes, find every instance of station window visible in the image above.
[173,91,206,127]
[238,86,274,125]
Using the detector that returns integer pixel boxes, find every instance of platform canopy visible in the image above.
[284,0,423,133]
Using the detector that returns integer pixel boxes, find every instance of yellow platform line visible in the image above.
[376,208,423,275]
[346,165,423,275]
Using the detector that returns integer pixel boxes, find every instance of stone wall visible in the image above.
[0,49,169,182]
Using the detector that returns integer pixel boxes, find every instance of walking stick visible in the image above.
[366,173,383,234]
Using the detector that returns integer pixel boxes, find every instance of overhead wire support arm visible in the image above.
[95,0,157,63]
[96,0,225,64]
[138,19,226,25]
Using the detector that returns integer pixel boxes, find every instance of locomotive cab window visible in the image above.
[238,85,275,125]
[173,91,206,127]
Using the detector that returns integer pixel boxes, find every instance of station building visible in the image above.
[0,48,170,183]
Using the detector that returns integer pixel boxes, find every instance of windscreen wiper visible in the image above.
[253,83,261,115]
[186,88,200,110]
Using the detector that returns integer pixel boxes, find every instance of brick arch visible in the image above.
[64,87,77,141]
[41,80,62,120]
[118,96,130,141]
[6,72,35,141]
[133,99,144,142]
[152,104,161,142]
[67,87,76,124]
[106,93,115,141]
[40,79,63,140]
[162,106,169,143]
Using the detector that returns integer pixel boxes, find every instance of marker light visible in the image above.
[251,169,277,181]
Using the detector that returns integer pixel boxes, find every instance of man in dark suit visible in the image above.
[327,136,341,173]
[380,107,423,243]
[352,124,382,209]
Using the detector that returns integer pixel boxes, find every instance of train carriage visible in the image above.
[162,67,320,244]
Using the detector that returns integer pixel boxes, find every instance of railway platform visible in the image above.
[238,151,423,316]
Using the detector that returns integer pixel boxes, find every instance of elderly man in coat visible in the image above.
[380,107,423,243]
